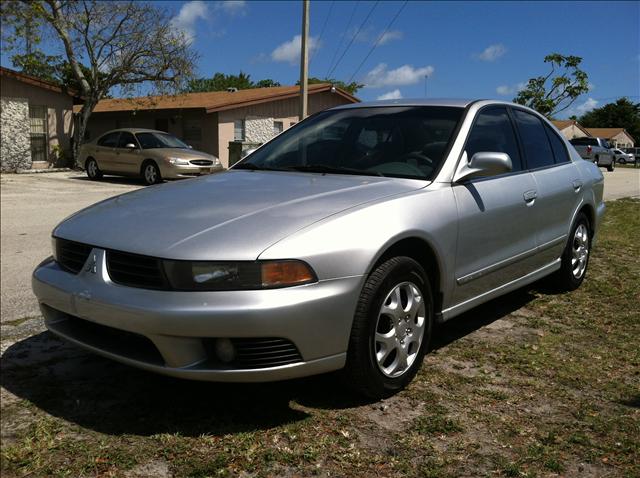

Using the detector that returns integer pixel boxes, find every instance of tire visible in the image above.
[85,158,103,180]
[142,161,162,185]
[344,256,434,399]
[594,156,600,167]
[607,159,615,172]
[618,158,626,165]
[549,213,591,292]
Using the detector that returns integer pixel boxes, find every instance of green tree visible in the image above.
[2,1,197,162]
[514,53,589,118]
[302,77,363,95]
[184,72,281,92]
[578,98,640,143]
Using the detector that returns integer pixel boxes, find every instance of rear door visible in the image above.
[512,109,581,267]
[452,106,540,305]
[94,131,121,172]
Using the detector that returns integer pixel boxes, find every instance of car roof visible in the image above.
[102,128,166,135]
[332,98,477,110]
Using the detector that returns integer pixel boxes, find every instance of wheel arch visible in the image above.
[140,158,158,175]
[369,236,444,316]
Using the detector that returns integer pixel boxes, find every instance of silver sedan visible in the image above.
[32,99,605,398]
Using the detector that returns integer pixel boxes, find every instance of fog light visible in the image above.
[214,338,236,363]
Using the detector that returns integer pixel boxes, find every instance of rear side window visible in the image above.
[544,124,570,163]
[98,132,120,147]
[465,107,523,172]
[512,110,555,169]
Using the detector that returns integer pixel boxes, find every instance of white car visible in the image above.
[611,148,635,165]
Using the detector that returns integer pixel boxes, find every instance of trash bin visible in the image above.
[228,141,261,167]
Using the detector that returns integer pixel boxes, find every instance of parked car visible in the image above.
[33,100,605,399]
[79,128,223,185]
[569,137,616,171]
[611,148,635,165]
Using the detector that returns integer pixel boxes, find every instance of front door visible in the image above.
[452,106,540,305]
[114,131,142,175]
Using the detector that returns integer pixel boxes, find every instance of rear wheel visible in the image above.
[344,257,433,399]
[142,161,161,185]
[549,213,591,291]
[85,158,102,180]
[607,159,615,172]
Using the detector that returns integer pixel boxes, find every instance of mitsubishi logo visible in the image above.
[85,253,97,274]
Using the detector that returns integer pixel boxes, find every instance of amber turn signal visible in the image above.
[261,261,316,288]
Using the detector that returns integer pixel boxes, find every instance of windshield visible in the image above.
[234,106,464,180]
[136,132,189,149]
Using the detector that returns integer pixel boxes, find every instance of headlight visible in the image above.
[168,157,190,166]
[162,260,317,290]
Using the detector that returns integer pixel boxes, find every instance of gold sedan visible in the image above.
[79,128,224,185]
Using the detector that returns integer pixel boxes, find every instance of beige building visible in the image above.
[0,66,80,171]
[584,128,635,148]
[551,120,591,140]
[83,84,359,168]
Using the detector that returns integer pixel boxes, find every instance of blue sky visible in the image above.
[4,1,639,118]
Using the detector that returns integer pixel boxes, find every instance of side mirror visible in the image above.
[454,151,512,183]
[125,143,137,150]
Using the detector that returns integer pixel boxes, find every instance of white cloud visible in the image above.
[575,97,599,115]
[377,89,403,100]
[496,82,526,96]
[216,1,247,15]
[477,43,507,62]
[364,63,434,88]
[378,30,403,45]
[170,1,209,43]
[271,35,320,64]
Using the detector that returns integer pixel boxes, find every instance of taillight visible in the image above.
[587,145,592,154]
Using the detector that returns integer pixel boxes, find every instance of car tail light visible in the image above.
[587,145,592,154]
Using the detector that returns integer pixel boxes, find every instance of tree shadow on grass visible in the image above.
[1,286,539,437]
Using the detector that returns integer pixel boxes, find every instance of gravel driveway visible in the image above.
[1,167,638,325]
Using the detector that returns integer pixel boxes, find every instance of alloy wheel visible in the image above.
[144,164,157,184]
[374,281,426,378]
[571,223,589,279]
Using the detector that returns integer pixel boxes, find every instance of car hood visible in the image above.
[54,171,426,260]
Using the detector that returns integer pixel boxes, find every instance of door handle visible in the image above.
[523,190,537,203]
[572,180,583,192]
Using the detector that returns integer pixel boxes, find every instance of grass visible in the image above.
[1,199,639,477]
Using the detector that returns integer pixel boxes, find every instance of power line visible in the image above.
[325,1,359,78]
[347,0,408,84]
[310,0,334,64]
[326,0,379,80]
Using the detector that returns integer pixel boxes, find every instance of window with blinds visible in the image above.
[29,105,48,162]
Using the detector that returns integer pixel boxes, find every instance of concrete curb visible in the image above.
[14,168,74,174]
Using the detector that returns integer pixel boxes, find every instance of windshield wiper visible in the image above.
[233,162,284,171]
[286,164,384,177]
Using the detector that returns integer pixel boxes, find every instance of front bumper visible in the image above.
[32,251,363,382]
[162,163,225,179]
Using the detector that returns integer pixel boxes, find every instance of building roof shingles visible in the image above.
[86,83,359,114]
[585,127,635,143]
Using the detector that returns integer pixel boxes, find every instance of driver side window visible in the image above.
[466,108,522,172]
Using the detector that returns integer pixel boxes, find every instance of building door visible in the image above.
[29,105,48,163]
[154,118,169,132]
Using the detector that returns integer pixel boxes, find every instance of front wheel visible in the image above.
[549,213,591,291]
[142,161,162,185]
[344,257,433,399]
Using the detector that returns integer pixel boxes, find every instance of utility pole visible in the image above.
[299,0,310,120]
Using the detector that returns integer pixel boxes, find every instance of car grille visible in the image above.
[57,239,93,273]
[189,159,213,166]
[106,250,169,290]
[232,338,303,368]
